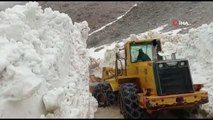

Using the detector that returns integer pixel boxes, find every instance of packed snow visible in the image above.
[0,2,97,118]
[89,23,213,118]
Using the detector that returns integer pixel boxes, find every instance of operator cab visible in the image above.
[128,39,194,95]
[129,39,163,63]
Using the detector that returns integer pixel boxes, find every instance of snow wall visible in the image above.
[0,2,98,118]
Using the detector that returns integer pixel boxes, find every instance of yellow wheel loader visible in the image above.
[92,39,208,118]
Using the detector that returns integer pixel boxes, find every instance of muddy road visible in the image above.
[94,105,123,118]
[94,105,206,119]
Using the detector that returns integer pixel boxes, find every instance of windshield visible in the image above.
[130,42,153,62]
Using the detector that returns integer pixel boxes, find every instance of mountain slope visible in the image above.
[87,1,213,48]
[38,1,137,32]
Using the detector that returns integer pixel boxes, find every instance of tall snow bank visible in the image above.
[0,2,97,118]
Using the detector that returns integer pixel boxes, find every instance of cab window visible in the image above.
[130,42,153,62]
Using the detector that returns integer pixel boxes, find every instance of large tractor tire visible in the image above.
[92,82,115,107]
[119,83,148,119]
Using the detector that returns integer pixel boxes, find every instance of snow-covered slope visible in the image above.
[89,23,213,118]
[0,2,97,118]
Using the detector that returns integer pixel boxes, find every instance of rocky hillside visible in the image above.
[38,1,137,32]
[87,1,213,48]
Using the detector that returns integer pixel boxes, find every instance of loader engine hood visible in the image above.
[153,59,194,96]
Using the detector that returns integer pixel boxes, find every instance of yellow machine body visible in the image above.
[102,39,208,111]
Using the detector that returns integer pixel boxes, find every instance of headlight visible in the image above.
[180,62,185,66]
[159,63,163,68]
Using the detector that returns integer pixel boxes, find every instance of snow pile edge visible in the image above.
[0,2,97,118]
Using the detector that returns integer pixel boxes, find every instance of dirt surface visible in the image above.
[94,105,206,119]
[94,105,124,118]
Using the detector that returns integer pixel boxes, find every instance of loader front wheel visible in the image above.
[120,83,148,119]
[92,82,115,107]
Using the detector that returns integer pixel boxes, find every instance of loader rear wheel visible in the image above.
[119,83,148,119]
[92,82,115,107]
